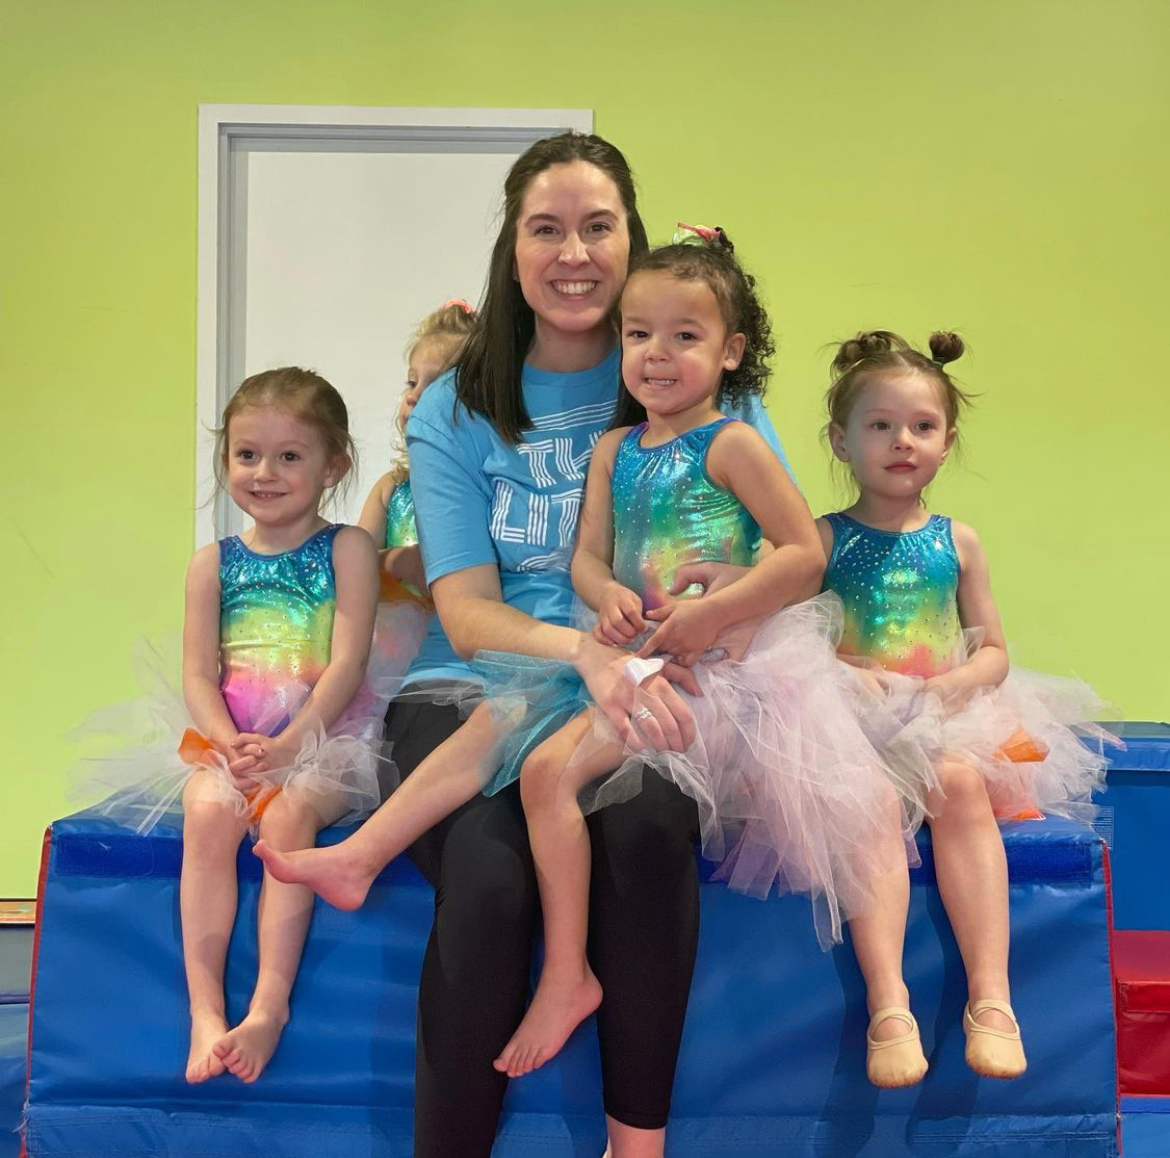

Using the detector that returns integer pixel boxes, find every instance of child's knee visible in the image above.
[519,742,566,810]
[256,792,321,845]
[183,795,244,847]
[932,762,992,821]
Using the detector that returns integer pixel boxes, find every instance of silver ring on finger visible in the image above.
[634,707,654,721]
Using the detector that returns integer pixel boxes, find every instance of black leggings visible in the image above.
[384,693,701,1158]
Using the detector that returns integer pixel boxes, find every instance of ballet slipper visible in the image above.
[866,1007,928,1088]
[964,999,1027,1078]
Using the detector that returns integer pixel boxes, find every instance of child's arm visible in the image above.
[931,520,1009,699]
[569,428,646,646]
[358,472,427,593]
[182,545,238,747]
[640,422,823,661]
[182,545,270,781]
[240,526,380,770]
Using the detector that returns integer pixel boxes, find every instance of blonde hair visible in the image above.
[215,366,356,503]
[387,301,478,484]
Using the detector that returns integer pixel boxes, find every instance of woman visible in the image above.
[390,133,795,1158]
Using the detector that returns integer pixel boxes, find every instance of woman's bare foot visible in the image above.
[253,839,376,911]
[186,1009,229,1083]
[866,1007,928,1088]
[493,966,602,1078]
[212,1006,289,1083]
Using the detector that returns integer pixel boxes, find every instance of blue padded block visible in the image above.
[1120,1096,1170,1158]
[1091,723,1170,929]
[0,1003,26,1158]
[25,811,1117,1157]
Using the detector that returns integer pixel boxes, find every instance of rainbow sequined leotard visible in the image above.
[612,418,761,610]
[385,477,417,549]
[219,524,340,735]
[822,512,963,678]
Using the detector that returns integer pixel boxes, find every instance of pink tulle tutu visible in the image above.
[862,649,1114,823]
[571,593,920,949]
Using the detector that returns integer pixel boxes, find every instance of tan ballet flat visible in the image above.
[866,1007,929,1088]
[964,999,1027,1078]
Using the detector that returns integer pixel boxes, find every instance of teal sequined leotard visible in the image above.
[219,525,340,735]
[613,417,761,610]
[385,478,417,549]
[822,512,964,678]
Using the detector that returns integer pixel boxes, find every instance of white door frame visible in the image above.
[195,103,593,546]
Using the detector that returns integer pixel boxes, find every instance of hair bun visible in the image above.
[928,331,964,366]
[832,330,905,375]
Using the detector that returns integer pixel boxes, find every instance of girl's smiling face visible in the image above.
[830,371,955,497]
[620,269,745,425]
[226,405,346,527]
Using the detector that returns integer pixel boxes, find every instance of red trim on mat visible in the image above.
[20,827,53,1158]
[1103,841,1123,1155]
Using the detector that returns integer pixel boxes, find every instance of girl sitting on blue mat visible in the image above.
[818,331,1112,1083]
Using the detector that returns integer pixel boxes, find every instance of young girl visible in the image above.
[819,330,1111,1079]
[478,233,923,1083]
[81,367,384,1086]
[357,298,476,598]
[356,300,477,698]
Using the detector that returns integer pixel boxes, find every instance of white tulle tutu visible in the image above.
[858,644,1115,823]
[71,640,392,835]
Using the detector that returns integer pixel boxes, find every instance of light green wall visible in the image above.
[2,0,1166,894]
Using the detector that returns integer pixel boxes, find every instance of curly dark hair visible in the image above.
[612,231,775,428]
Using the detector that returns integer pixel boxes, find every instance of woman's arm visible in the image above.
[930,520,1009,699]
[640,423,823,659]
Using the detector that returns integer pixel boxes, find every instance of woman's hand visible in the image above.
[574,635,696,752]
[594,581,646,646]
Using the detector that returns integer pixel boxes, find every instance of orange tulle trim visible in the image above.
[995,728,1049,764]
[380,574,431,607]
[178,727,217,766]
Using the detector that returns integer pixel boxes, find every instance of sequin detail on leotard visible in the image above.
[611,418,761,611]
[219,525,340,734]
[823,512,963,678]
[385,478,418,549]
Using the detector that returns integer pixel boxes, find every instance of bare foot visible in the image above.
[186,1009,229,1083]
[866,1008,928,1088]
[213,1007,289,1083]
[493,967,602,1078]
[253,838,376,911]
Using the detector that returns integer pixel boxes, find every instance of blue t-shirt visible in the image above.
[404,347,794,685]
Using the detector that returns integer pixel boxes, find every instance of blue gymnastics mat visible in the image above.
[24,811,1118,1157]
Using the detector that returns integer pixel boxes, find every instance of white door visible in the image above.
[197,106,592,542]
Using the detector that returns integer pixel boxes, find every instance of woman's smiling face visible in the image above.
[513,160,630,338]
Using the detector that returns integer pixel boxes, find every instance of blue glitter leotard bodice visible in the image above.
[218,525,340,735]
[385,478,417,549]
[612,418,761,611]
[822,512,964,678]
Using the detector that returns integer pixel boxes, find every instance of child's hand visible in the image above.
[595,583,646,646]
[639,598,726,665]
[667,561,752,599]
[227,732,298,781]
